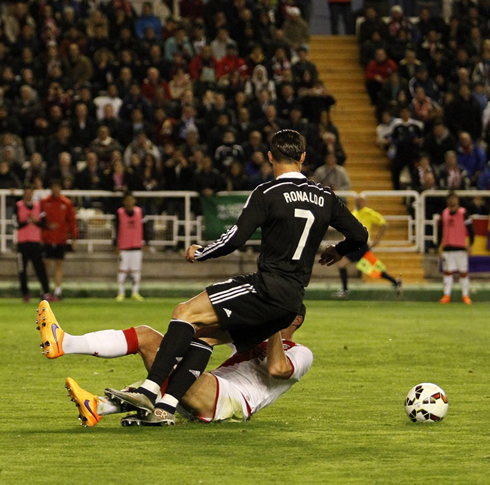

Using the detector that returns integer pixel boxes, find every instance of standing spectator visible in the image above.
[389,107,424,189]
[115,192,149,302]
[328,0,354,35]
[14,184,52,302]
[438,191,474,305]
[41,180,79,300]
[365,48,398,105]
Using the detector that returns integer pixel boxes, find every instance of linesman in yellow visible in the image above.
[334,194,402,298]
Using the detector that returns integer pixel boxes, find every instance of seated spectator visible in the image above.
[477,162,490,190]
[89,125,123,167]
[153,107,175,147]
[189,45,218,83]
[99,104,123,143]
[210,28,236,62]
[123,130,161,167]
[250,160,274,188]
[312,153,351,192]
[387,5,412,40]
[214,130,244,172]
[174,104,206,143]
[168,68,192,100]
[258,105,287,140]
[245,66,276,102]
[270,47,292,85]
[376,110,397,153]
[298,80,336,122]
[194,156,226,197]
[47,151,77,185]
[139,153,162,191]
[321,132,346,166]
[120,82,153,121]
[0,159,22,189]
[93,83,123,121]
[226,160,249,191]
[235,107,254,144]
[141,67,170,103]
[75,151,103,191]
[365,48,398,105]
[422,120,457,167]
[135,2,162,40]
[216,43,247,81]
[70,103,97,154]
[398,49,422,82]
[438,150,470,190]
[410,154,436,192]
[410,86,440,126]
[292,46,318,86]
[456,131,486,184]
[180,128,205,159]
[63,43,93,90]
[164,25,193,64]
[408,65,439,102]
[388,29,413,65]
[23,152,47,185]
[358,6,388,45]
[121,108,153,142]
[276,83,298,120]
[45,123,73,168]
[361,30,388,67]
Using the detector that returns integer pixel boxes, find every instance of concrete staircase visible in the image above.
[309,35,425,282]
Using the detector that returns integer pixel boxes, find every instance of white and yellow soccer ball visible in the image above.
[404,383,448,423]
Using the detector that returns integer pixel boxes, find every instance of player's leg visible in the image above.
[457,251,471,304]
[31,244,51,297]
[17,246,29,301]
[53,258,64,298]
[380,270,402,293]
[178,372,218,421]
[440,251,455,303]
[337,256,350,295]
[116,250,129,300]
[129,250,144,300]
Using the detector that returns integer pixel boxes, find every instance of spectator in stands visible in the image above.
[387,5,412,40]
[23,152,47,186]
[328,0,354,36]
[438,150,470,190]
[217,43,248,81]
[422,120,457,167]
[312,152,351,192]
[292,46,318,85]
[64,43,93,90]
[390,106,424,189]
[135,2,162,40]
[120,82,153,121]
[226,160,249,191]
[477,162,490,190]
[410,153,436,192]
[250,160,274,188]
[0,159,22,189]
[398,48,422,82]
[45,123,73,168]
[164,25,193,64]
[94,83,123,121]
[376,110,396,153]
[214,130,244,172]
[361,30,388,67]
[283,7,310,49]
[210,28,235,61]
[408,65,439,102]
[194,156,226,197]
[365,48,398,105]
[358,6,388,45]
[90,125,123,166]
[456,131,486,184]
[123,130,161,167]
[75,151,103,191]
[48,151,76,186]
[445,84,483,141]
[322,132,346,166]
[410,86,440,126]
[71,103,97,155]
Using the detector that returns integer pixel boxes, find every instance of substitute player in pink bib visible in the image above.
[114,192,149,301]
[438,191,474,304]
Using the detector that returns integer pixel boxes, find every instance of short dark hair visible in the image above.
[270,129,305,163]
[295,304,307,330]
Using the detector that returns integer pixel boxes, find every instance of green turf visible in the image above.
[1,299,489,484]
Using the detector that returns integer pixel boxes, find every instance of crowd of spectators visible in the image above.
[0,0,349,216]
[361,1,490,209]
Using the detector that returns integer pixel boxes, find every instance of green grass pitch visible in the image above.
[1,299,489,484]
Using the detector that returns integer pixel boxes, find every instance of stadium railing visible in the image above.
[3,189,488,255]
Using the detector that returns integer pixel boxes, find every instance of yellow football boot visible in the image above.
[36,300,64,358]
[65,377,101,427]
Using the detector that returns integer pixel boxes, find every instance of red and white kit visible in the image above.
[194,340,313,422]
[441,206,471,273]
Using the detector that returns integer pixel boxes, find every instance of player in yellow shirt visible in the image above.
[334,194,402,298]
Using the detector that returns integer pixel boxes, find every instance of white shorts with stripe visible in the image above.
[119,250,142,272]
[441,250,468,273]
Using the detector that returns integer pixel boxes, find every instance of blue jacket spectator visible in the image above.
[477,162,490,190]
[456,132,486,181]
[135,2,162,40]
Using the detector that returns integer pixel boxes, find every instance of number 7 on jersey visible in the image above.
[292,209,315,260]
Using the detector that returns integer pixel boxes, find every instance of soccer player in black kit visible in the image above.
[105,129,368,425]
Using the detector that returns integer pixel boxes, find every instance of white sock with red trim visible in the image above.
[62,329,136,358]
[443,274,453,296]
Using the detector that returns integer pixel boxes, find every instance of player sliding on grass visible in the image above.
[40,129,367,426]
[36,301,312,426]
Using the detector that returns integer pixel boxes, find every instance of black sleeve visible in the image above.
[195,188,267,261]
[142,211,150,244]
[329,196,369,256]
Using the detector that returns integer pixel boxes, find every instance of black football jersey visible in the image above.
[195,172,368,311]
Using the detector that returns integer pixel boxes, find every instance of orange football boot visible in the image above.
[36,300,65,358]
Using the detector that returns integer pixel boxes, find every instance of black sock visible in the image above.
[340,268,348,291]
[381,271,397,284]
[155,338,213,414]
[145,319,195,387]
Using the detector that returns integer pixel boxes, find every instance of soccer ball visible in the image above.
[404,383,448,423]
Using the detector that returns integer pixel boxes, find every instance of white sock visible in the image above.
[157,394,179,408]
[55,286,62,297]
[62,329,128,358]
[118,271,127,295]
[443,274,453,296]
[97,396,121,416]
[139,379,160,396]
[131,271,141,295]
[460,276,470,297]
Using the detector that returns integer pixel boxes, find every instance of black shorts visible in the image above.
[206,274,297,353]
[346,243,369,263]
[44,244,67,260]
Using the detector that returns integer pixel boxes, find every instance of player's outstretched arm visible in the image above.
[267,332,294,380]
